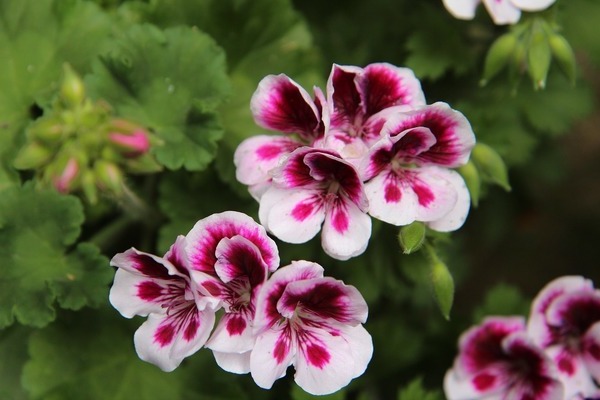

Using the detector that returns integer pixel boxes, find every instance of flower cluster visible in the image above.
[13,64,161,203]
[234,63,476,260]
[442,0,557,25]
[109,211,373,395]
[445,276,600,400]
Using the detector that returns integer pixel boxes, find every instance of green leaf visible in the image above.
[397,377,442,400]
[0,184,109,328]
[86,24,231,171]
[472,283,530,323]
[0,326,31,400]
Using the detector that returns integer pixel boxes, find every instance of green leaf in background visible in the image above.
[0,184,108,328]
[0,0,113,187]
[0,326,31,400]
[471,283,530,323]
[397,377,442,400]
[86,24,231,171]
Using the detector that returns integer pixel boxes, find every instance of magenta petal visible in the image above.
[327,64,363,131]
[206,313,255,354]
[583,322,600,383]
[214,235,268,287]
[250,323,296,389]
[251,74,322,140]
[321,200,371,260]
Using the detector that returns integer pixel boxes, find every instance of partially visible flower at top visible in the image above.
[359,102,475,232]
[109,237,217,372]
[444,316,564,400]
[235,74,328,199]
[324,63,426,164]
[258,147,371,260]
[183,211,280,373]
[442,0,557,25]
[527,276,600,399]
[250,260,373,395]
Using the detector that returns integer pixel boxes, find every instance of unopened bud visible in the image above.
[108,130,151,156]
[548,33,576,85]
[13,142,53,170]
[398,222,426,255]
[53,158,80,194]
[27,116,65,145]
[471,143,510,191]
[94,160,124,195]
[81,169,98,204]
[527,28,551,90]
[124,154,163,174]
[425,244,454,320]
[60,64,86,107]
[481,33,518,86]
[458,161,481,207]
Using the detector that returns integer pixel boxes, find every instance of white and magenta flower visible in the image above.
[527,276,600,399]
[444,316,564,400]
[324,63,426,164]
[442,0,557,25]
[235,74,328,199]
[184,211,280,373]
[360,102,475,231]
[258,147,371,260]
[250,260,373,395]
[109,237,216,372]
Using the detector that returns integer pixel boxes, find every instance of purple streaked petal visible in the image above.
[360,63,426,116]
[133,305,215,372]
[206,313,255,354]
[528,276,595,347]
[212,350,251,374]
[109,268,172,318]
[164,235,191,277]
[185,211,280,275]
[381,102,475,168]
[321,199,371,260]
[259,187,325,244]
[319,132,371,167]
[509,0,556,11]
[214,235,268,287]
[254,261,325,333]
[482,0,522,25]
[545,345,597,399]
[293,324,355,395]
[444,365,509,399]
[271,147,320,188]
[426,168,471,232]
[583,322,600,384]
[340,324,373,378]
[110,248,184,280]
[364,172,418,226]
[327,64,363,131]
[277,277,368,324]
[234,135,303,187]
[545,291,600,343]
[251,74,321,140]
[250,323,296,389]
[442,0,480,20]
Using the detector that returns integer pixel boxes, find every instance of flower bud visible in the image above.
[27,116,65,145]
[548,33,576,85]
[108,130,151,156]
[471,143,511,191]
[398,222,426,255]
[53,157,80,194]
[425,245,454,320]
[527,28,551,90]
[94,160,124,195]
[124,154,163,174]
[60,64,86,107]
[80,169,98,204]
[13,142,53,170]
[458,161,481,207]
[481,32,518,86]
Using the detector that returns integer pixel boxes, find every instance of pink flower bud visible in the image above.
[53,158,79,193]
[108,130,151,156]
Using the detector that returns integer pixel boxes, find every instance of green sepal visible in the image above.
[424,244,454,320]
[27,116,65,145]
[549,33,577,85]
[13,142,53,170]
[471,143,511,191]
[60,63,86,107]
[481,32,518,86]
[527,26,552,90]
[458,161,481,207]
[398,222,426,255]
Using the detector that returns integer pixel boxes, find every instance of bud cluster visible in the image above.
[14,64,162,203]
[481,14,577,90]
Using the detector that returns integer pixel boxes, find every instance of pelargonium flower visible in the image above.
[183,211,280,373]
[444,316,564,400]
[442,0,557,25]
[360,102,475,231]
[109,237,217,371]
[250,260,373,395]
[235,74,328,199]
[527,276,600,399]
[258,147,371,260]
[323,63,426,164]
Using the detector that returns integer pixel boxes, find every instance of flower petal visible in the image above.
[214,235,268,287]
[259,187,325,244]
[326,64,363,131]
[444,365,509,400]
[583,322,600,384]
[110,247,183,280]
[442,0,480,20]
[426,168,471,232]
[250,323,296,389]
[340,324,374,378]
[133,305,215,372]
[207,313,256,354]
[213,350,251,374]
[545,345,597,399]
[109,268,169,318]
[185,211,280,275]
[364,172,419,226]
[321,199,372,260]
[509,0,556,11]
[234,135,303,187]
[251,74,321,140]
[482,0,521,24]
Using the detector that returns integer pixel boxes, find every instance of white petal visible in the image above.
[250,324,296,389]
[133,307,215,372]
[509,0,555,11]
[206,313,256,354]
[426,168,471,232]
[442,0,480,20]
[212,351,251,374]
[109,268,166,318]
[364,172,419,226]
[545,345,596,399]
[321,200,372,260]
[339,324,373,378]
[443,367,507,400]
[482,0,522,24]
[583,322,600,384]
[259,187,325,244]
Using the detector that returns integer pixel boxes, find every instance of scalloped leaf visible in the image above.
[86,24,230,171]
[0,185,110,328]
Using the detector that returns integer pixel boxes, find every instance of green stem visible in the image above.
[88,215,136,252]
